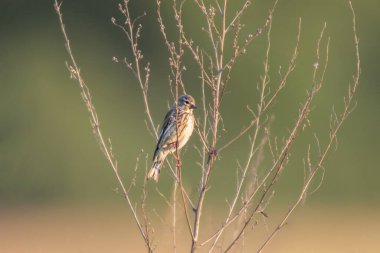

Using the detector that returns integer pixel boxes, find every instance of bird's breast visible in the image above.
[178,113,194,150]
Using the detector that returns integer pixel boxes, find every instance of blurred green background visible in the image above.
[0,0,379,252]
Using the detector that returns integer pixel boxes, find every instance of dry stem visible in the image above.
[54,1,153,252]
[256,2,360,252]
[55,0,361,252]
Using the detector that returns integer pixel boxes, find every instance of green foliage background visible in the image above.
[0,0,379,208]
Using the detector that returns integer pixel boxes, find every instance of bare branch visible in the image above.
[256,3,360,251]
[54,1,153,251]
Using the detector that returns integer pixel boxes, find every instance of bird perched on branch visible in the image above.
[147,94,196,182]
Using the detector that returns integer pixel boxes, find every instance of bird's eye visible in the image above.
[184,100,189,104]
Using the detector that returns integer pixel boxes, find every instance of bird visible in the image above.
[147,94,196,182]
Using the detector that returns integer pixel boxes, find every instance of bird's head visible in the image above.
[177,94,196,111]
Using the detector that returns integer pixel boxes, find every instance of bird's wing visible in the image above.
[153,107,175,159]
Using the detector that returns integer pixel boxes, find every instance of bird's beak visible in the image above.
[191,104,197,109]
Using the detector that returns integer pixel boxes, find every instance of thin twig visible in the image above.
[257,3,360,252]
[54,1,153,252]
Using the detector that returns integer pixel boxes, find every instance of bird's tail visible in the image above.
[147,152,167,182]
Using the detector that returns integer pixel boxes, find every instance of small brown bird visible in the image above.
[147,94,196,182]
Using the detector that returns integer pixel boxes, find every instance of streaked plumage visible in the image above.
[147,94,196,182]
